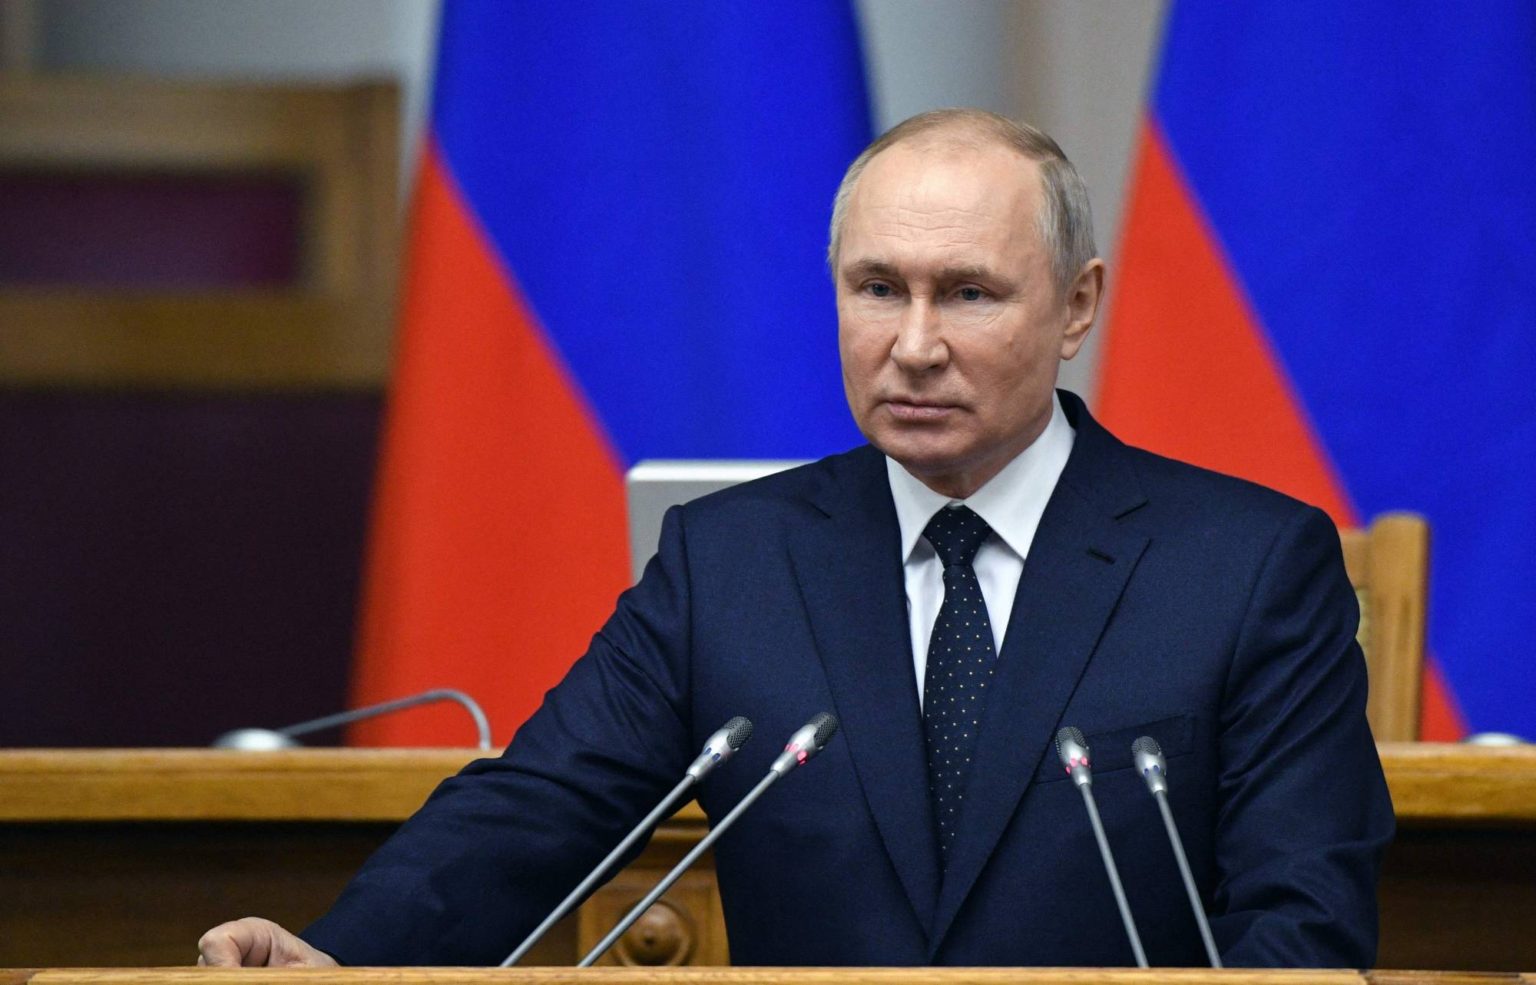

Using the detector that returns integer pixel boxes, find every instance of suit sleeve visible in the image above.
[1210,506,1395,968]
[300,506,697,966]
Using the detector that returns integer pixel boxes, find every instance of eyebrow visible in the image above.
[934,264,997,283]
[841,258,901,281]
[840,258,1003,284]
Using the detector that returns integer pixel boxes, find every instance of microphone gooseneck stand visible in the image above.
[212,688,494,751]
[501,716,755,967]
[577,712,839,967]
[1056,726,1148,969]
[1133,734,1221,967]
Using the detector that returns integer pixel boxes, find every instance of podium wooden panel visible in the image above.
[2,970,1531,985]
[2,745,1534,971]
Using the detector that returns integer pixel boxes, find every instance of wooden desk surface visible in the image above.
[1,743,1533,824]
[4,968,1534,985]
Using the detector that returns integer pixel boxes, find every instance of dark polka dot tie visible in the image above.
[922,504,997,866]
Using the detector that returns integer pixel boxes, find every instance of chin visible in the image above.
[875,438,967,479]
[860,413,968,464]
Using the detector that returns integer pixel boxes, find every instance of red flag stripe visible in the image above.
[350,141,631,747]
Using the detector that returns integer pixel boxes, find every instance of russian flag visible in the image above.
[1099,1,1536,740]
[349,3,871,745]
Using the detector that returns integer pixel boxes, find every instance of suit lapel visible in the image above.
[926,394,1150,955]
[789,449,942,940]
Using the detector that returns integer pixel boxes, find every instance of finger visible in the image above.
[200,918,278,968]
[197,925,248,968]
[275,935,336,969]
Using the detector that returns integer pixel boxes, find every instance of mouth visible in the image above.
[881,398,960,422]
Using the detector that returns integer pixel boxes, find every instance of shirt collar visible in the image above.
[885,391,1076,563]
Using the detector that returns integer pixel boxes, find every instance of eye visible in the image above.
[865,282,895,299]
[956,286,986,302]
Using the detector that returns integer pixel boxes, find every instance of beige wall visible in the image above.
[1007,3,1168,400]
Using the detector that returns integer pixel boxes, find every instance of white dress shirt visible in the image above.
[885,392,1075,709]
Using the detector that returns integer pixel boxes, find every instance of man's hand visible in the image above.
[197,917,338,967]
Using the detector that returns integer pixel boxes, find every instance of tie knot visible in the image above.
[923,505,992,568]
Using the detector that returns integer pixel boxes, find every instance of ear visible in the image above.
[1059,258,1105,361]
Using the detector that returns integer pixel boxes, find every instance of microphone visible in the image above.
[578,712,839,967]
[769,712,839,775]
[500,716,754,967]
[1133,735,1221,967]
[212,688,493,750]
[1055,726,1148,968]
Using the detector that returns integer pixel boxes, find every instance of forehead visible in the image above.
[842,140,1045,263]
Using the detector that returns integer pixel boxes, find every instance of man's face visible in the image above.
[835,140,1096,498]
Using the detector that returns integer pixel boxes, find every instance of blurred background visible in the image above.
[1,0,1530,750]
[0,0,1161,747]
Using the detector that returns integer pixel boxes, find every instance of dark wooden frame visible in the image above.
[0,77,400,388]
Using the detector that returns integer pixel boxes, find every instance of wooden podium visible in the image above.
[3,745,1535,971]
[2,968,1534,985]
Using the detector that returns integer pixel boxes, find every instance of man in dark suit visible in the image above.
[199,109,1393,969]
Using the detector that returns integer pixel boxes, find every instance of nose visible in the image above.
[890,297,947,373]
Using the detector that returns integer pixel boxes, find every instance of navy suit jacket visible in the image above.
[304,392,1394,968]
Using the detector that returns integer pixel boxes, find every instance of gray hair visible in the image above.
[826,108,1097,296]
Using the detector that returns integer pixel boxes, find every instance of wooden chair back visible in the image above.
[1339,513,1429,741]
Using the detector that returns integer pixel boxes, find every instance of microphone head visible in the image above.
[809,711,840,748]
[1055,726,1092,787]
[686,716,755,781]
[723,715,754,750]
[769,712,840,776]
[1055,725,1089,759]
[1132,734,1169,795]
